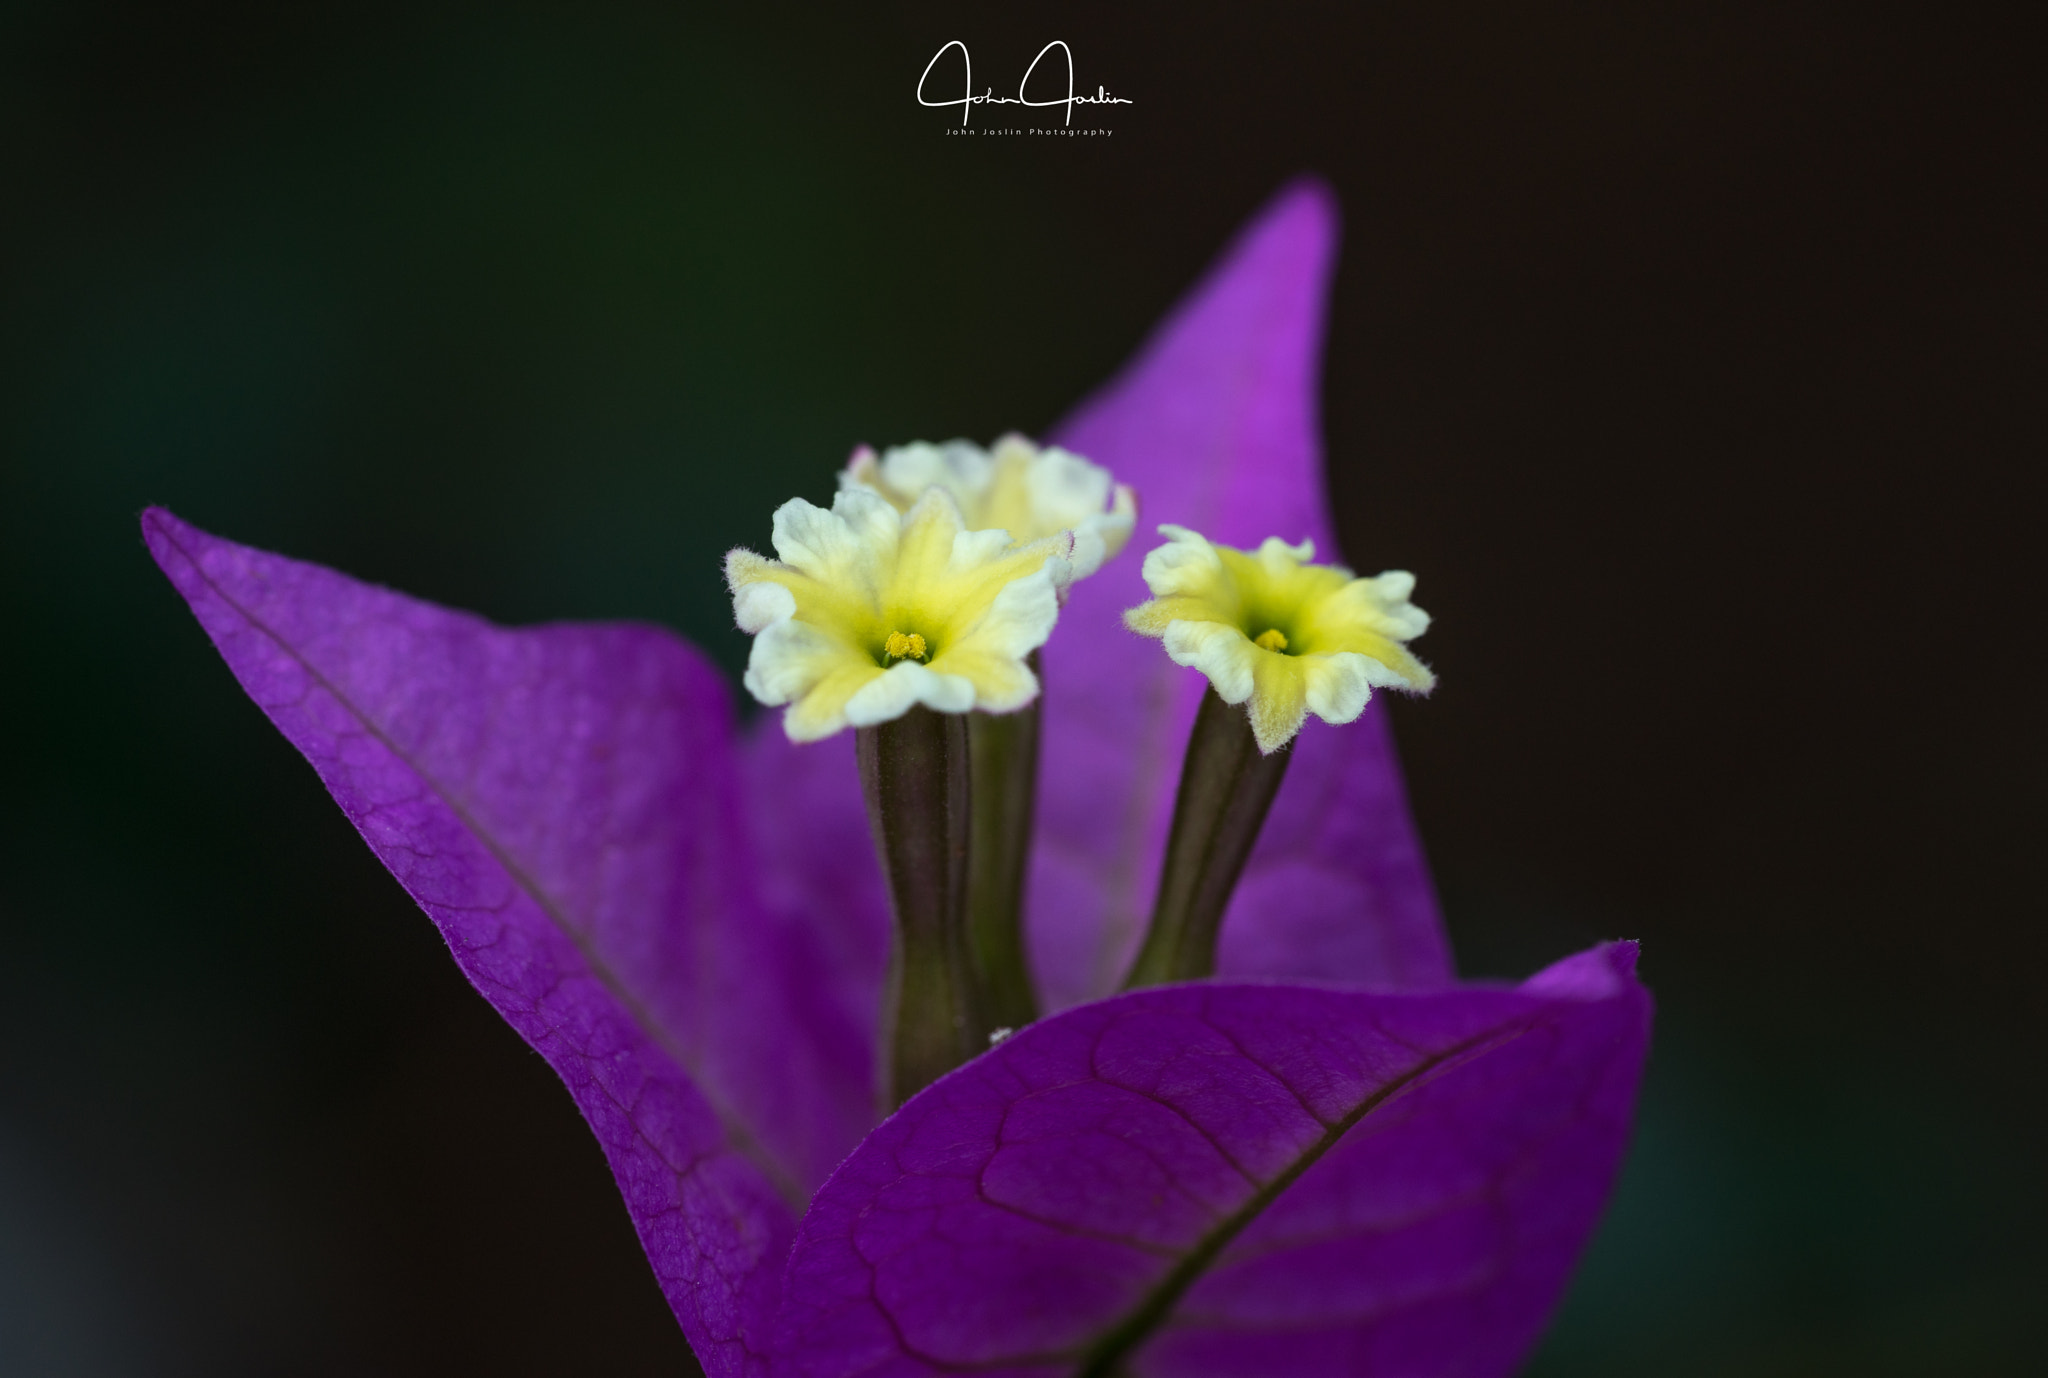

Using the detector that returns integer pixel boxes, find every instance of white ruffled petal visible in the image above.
[743,617,845,706]
[770,497,869,582]
[1066,490,1135,581]
[946,525,1016,571]
[1320,570,1433,640]
[1253,535,1317,573]
[1068,526,1109,584]
[730,576,795,636]
[1161,619,1259,703]
[1023,444,1111,525]
[844,660,977,726]
[1372,571,1431,638]
[1140,525,1225,596]
[877,439,994,510]
[1374,569,1416,603]
[828,486,903,556]
[949,561,1063,664]
[1300,652,1378,726]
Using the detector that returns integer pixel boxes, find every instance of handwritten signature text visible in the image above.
[917,40,1133,127]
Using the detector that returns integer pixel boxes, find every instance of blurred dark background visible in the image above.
[2,1,2039,1373]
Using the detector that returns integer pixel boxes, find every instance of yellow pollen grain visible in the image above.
[1254,628,1289,653]
[884,630,928,662]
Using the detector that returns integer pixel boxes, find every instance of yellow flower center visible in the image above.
[726,486,1077,741]
[1253,628,1289,653]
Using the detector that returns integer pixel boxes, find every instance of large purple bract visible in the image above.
[145,181,1649,1377]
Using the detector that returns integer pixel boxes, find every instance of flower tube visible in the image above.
[843,434,1136,1031]
[1122,526,1435,985]
[728,485,1073,1102]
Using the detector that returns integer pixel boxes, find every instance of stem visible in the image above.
[1122,686,1293,987]
[858,705,984,1108]
[964,652,1043,1030]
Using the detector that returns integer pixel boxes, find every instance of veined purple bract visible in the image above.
[145,181,1649,1377]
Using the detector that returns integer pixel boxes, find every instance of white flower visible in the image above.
[842,433,1135,582]
[1123,525,1434,753]
[727,487,1074,742]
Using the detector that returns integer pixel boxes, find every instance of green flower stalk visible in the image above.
[1121,525,1436,985]
[842,435,1136,1032]
[727,483,1074,1103]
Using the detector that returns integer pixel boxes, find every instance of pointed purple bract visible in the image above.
[1035,179,1452,1008]
[143,509,872,1377]
[771,944,1649,1378]
[739,728,891,1105]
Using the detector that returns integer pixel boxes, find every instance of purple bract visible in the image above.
[145,180,1650,1377]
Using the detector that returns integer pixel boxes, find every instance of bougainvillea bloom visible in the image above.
[145,180,1649,1377]
[726,486,1074,740]
[1124,525,1435,753]
[844,433,1136,582]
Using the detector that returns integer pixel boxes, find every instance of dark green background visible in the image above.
[3,2,2038,1373]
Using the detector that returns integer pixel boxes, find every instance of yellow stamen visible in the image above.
[1253,628,1289,653]
[884,630,929,662]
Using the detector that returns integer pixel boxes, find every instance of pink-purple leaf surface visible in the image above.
[143,508,870,1376]
[772,944,1649,1378]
